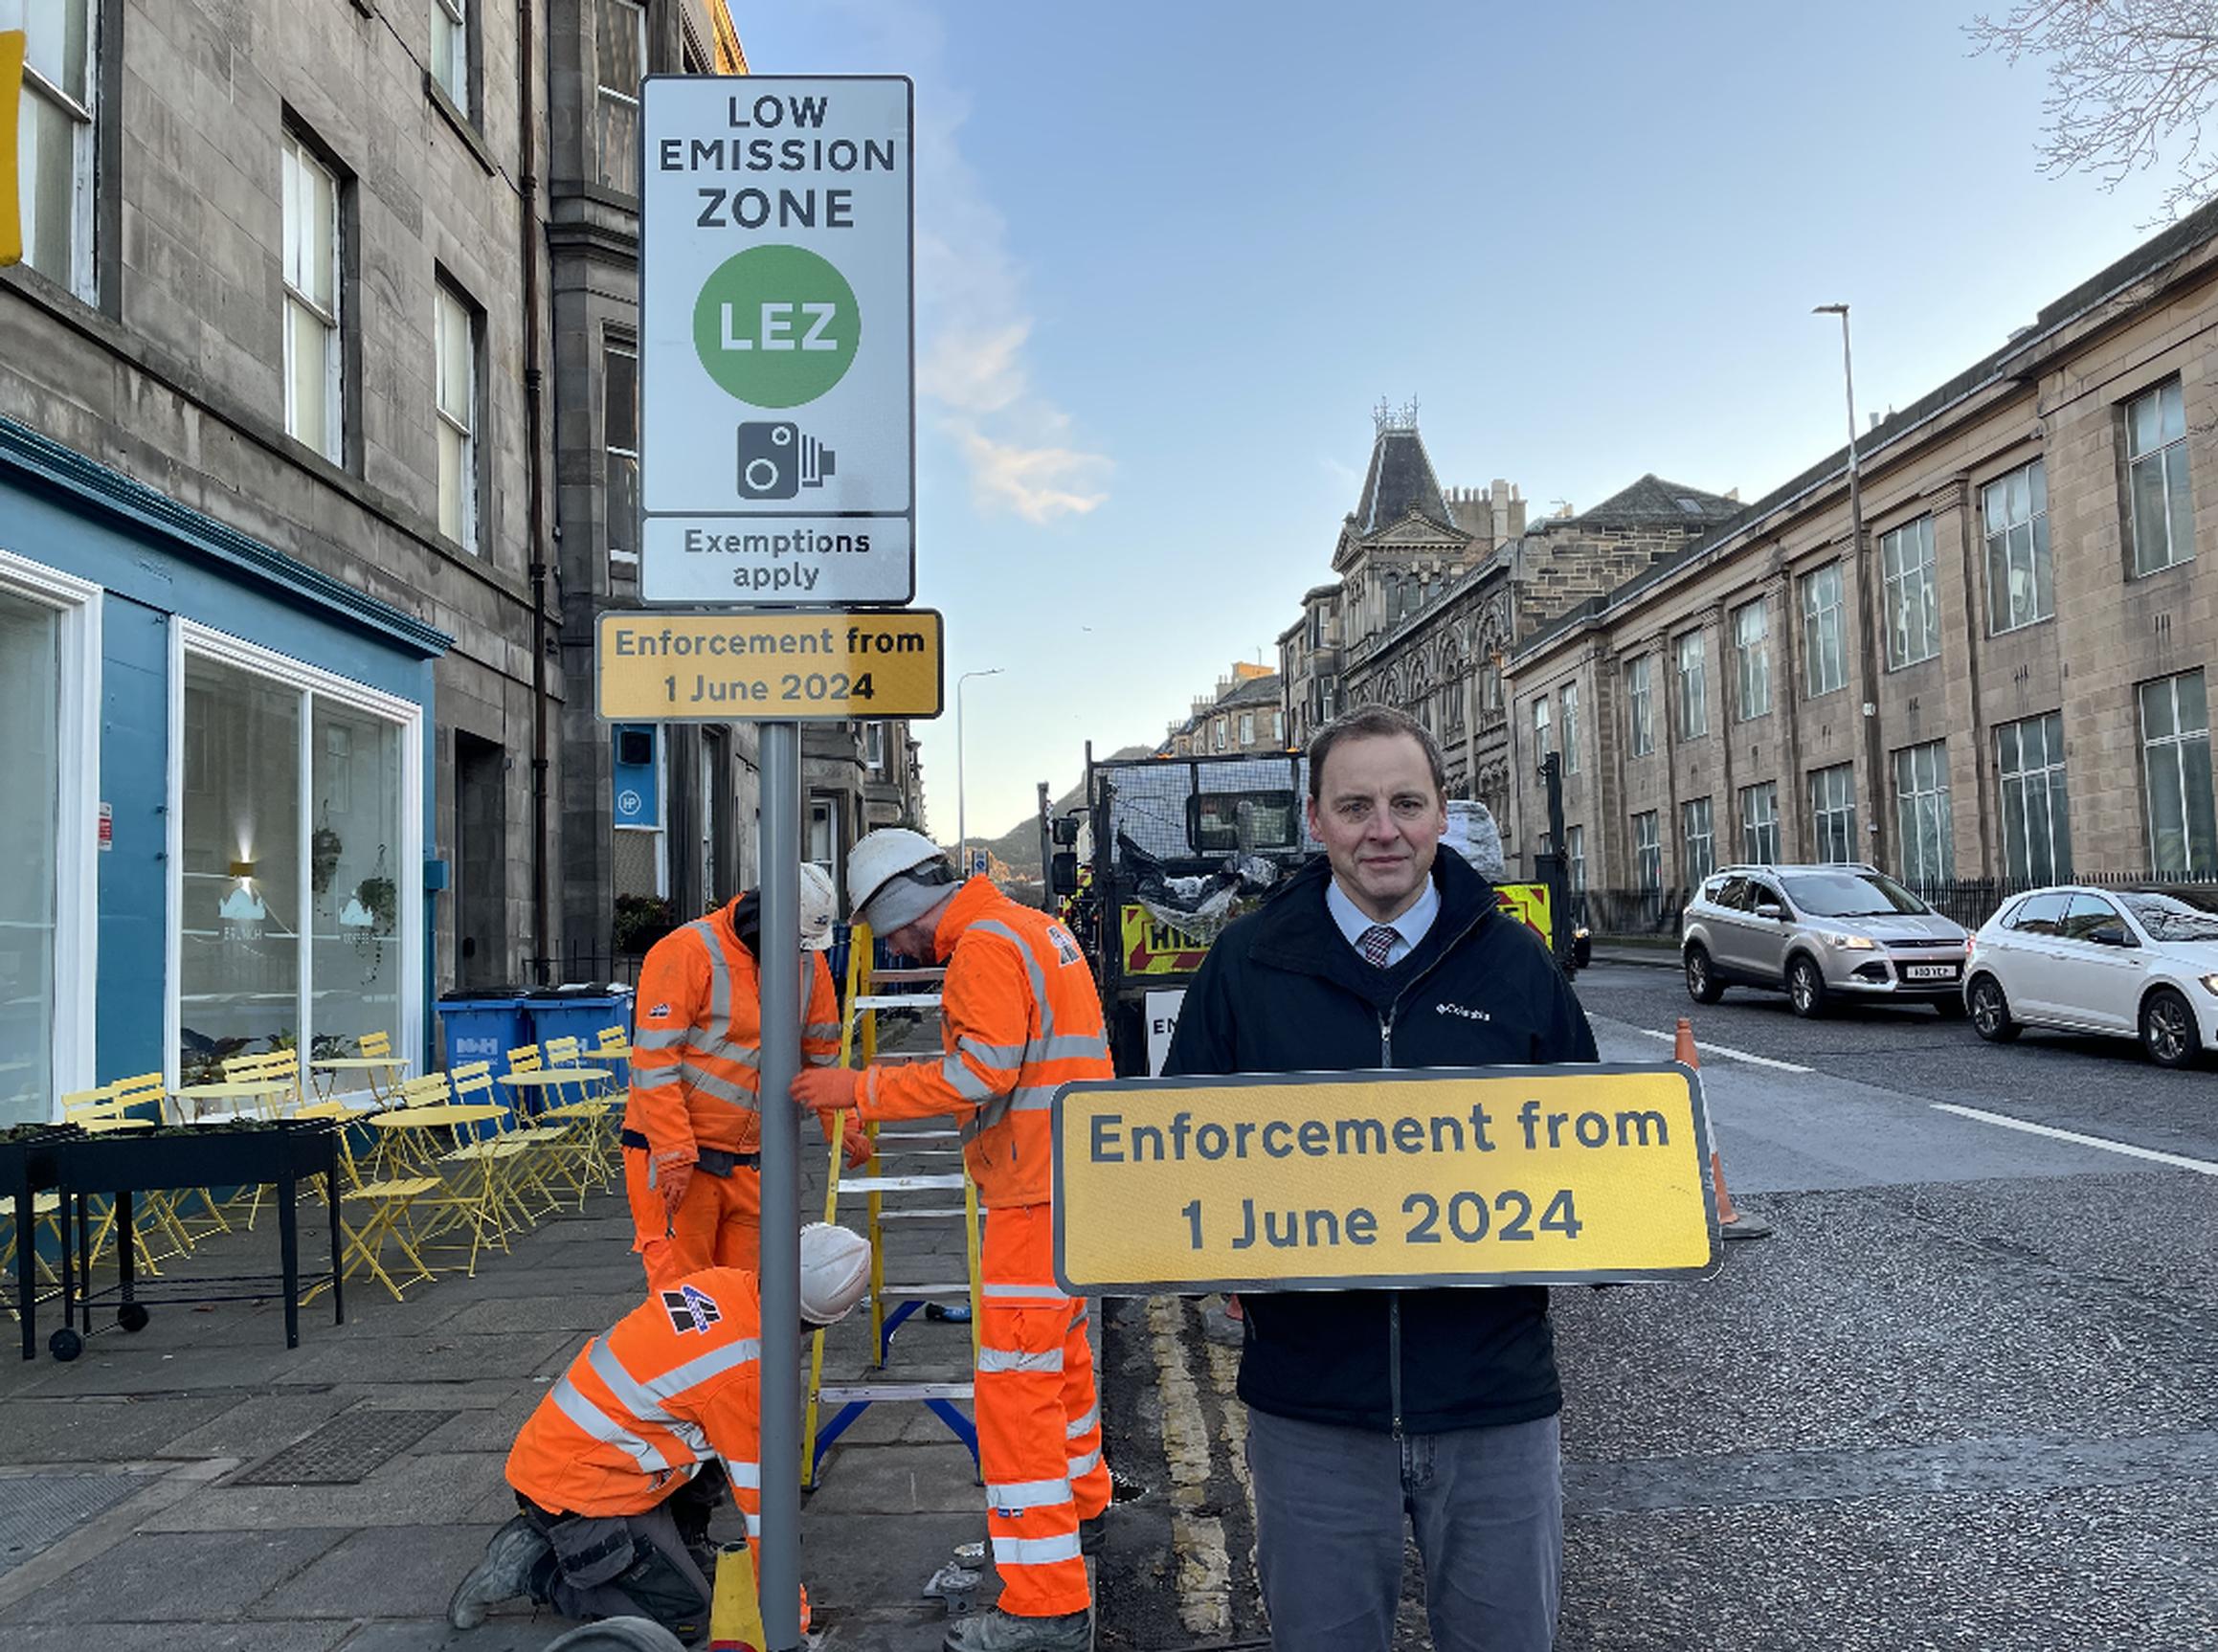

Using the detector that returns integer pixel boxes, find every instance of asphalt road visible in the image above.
[1576,955,2218,1164]
[1095,961,2218,1650]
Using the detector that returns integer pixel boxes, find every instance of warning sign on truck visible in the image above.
[1121,905,1210,976]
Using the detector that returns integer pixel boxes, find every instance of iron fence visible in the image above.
[527,947,646,990]
[1573,869,2218,943]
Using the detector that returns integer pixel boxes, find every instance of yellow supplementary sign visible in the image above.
[595,609,942,722]
[1053,1064,1717,1293]
[1495,882,1552,947]
[1120,904,1210,976]
[1,33,25,269]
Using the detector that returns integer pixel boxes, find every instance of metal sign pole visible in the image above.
[755,719,802,1651]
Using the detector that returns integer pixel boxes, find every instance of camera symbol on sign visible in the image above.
[736,421,836,501]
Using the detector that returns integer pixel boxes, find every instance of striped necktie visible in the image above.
[1358,924,1398,968]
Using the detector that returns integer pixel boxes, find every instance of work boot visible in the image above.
[943,1607,1092,1652]
[448,1515,554,1629]
[1079,1513,1106,1556]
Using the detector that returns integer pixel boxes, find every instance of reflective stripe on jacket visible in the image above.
[625,903,841,1158]
[861,878,1111,1207]
[505,1264,763,1520]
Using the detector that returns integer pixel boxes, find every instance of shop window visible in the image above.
[175,636,417,1088]
[0,575,93,1123]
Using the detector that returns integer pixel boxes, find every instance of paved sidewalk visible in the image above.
[0,1178,995,1650]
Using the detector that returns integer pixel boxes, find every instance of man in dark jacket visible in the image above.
[1164,704,1598,1652]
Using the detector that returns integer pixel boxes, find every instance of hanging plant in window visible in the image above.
[310,807,344,899]
[347,846,397,982]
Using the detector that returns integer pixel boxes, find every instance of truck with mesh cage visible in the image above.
[1056,747,1318,1077]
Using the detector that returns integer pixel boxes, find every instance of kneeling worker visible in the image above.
[623,862,867,1287]
[792,829,1112,1652]
[448,1223,872,1641]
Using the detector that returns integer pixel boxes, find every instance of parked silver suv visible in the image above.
[1681,864,1971,1018]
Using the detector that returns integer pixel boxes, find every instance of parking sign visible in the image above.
[639,77,913,605]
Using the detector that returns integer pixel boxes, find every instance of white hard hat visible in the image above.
[798,1222,871,1327]
[846,827,956,936]
[798,861,837,950]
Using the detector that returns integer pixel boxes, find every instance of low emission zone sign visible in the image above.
[1052,1064,1721,1294]
[595,610,943,723]
[639,75,913,606]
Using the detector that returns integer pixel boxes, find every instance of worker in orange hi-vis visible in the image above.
[622,862,869,1287]
[448,1223,872,1641]
[791,829,1113,1652]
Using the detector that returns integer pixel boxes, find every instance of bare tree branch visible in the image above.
[1967,0,2218,216]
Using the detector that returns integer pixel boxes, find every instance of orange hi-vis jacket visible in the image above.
[626,904,841,1170]
[506,1265,763,1525]
[858,878,1112,1207]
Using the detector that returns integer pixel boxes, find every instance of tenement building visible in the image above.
[1164,663,1287,758]
[1279,406,1736,855]
[0,2,914,1125]
[1508,203,2218,909]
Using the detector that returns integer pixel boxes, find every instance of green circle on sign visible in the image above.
[692,244,861,408]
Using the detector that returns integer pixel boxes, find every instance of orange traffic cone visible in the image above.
[1674,1016,1773,1242]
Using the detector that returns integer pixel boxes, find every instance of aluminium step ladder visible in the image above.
[802,922,984,1488]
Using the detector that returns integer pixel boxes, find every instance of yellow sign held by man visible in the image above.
[1053,1063,1719,1294]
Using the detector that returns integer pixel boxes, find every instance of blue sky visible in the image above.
[737,0,2177,846]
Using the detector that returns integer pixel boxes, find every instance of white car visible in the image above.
[1962,885,2218,1069]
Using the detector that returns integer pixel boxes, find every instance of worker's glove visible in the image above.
[654,1151,697,1225]
[791,1065,865,1114]
[840,1116,875,1172]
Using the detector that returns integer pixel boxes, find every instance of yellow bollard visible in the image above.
[708,1541,766,1652]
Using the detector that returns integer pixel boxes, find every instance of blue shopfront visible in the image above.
[0,415,449,1125]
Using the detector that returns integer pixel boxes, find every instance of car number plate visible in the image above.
[1905,964,1957,980]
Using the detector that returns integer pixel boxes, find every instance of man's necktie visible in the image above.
[1358,924,1398,968]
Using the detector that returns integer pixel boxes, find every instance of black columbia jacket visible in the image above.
[1161,849,1599,1435]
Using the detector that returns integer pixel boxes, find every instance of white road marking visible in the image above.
[1146,1296,1233,1635]
[1928,1103,2218,1176]
[1636,1027,1814,1074]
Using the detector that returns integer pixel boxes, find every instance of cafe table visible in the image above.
[308,1055,410,1104]
[172,1078,298,1124]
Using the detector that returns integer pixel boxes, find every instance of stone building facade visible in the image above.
[1277,410,1734,859]
[0,2,919,1117]
[1509,203,2218,909]
[1165,663,1287,757]
[547,2,922,947]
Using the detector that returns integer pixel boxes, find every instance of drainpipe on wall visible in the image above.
[519,0,552,983]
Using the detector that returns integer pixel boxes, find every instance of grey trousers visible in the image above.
[523,1500,714,1643]
[1245,1408,1562,1652]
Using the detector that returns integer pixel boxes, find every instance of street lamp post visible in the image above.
[955,667,1004,879]
[1814,302,1889,871]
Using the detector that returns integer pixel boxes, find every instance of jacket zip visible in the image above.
[1376,906,1491,1440]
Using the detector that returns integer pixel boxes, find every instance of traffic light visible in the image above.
[0,30,22,268]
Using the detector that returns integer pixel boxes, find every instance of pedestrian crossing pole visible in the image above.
[756,720,803,1651]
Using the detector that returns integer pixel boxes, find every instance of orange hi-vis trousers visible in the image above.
[623,1150,762,1290]
[978,1202,1109,1619]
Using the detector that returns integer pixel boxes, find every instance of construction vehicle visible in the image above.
[1052,745,1577,1075]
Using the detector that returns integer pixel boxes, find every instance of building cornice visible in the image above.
[0,414,452,659]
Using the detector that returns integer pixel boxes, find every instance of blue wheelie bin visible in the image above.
[437,990,533,1076]
[525,985,634,1056]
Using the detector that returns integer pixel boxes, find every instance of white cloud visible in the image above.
[907,44,1110,519]
[954,424,1110,523]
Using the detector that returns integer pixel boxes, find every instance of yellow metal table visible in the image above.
[172,1079,297,1124]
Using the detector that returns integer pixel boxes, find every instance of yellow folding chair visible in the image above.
[295,1102,442,1303]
